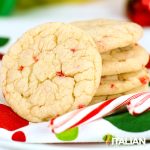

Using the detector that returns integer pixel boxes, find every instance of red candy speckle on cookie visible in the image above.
[110,84,115,88]
[0,104,29,131]
[33,56,39,62]
[70,48,76,53]
[56,71,65,77]
[12,131,26,142]
[78,104,85,109]
[18,66,24,71]
[139,76,150,85]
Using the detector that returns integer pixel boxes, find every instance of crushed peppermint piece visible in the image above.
[78,104,85,109]
[110,84,115,88]
[18,66,24,71]
[139,76,149,85]
[56,71,65,77]
[70,48,76,53]
[33,56,39,62]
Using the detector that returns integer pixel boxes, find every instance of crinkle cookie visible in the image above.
[1,22,102,122]
[95,68,150,96]
[102,44,149,76]
[90,84,149,105]
[72,19,143,53]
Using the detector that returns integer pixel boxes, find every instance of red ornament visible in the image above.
[0,104,29,131]
[127,0,150,26]
[12,131,26,142]
[146,56,150,69]
[0,53,4,60]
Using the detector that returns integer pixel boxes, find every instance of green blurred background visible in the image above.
[0,0,89,16]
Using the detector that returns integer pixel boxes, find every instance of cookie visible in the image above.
[1,22,102,122]
[90,84,149,105]
[95,68,150,96]
[72,19,143,53]
[102,44,149,76]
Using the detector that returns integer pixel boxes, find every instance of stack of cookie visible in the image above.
[72,19,150,104]
[1,20,149,122]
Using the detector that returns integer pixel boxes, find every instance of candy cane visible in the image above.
[50,92,150,133]
[127,93,150,115]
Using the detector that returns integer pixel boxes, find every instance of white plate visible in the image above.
[0,140,150,150]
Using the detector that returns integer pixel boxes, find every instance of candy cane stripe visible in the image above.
[50,92,150,133]
[69,99,114,129]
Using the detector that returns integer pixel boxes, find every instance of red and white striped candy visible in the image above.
[127,92,150,115]
[50,92,150,133]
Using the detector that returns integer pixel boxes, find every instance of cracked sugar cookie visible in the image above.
[72,19,143,53]
[95,68,150,96]
[102,44,149,76]
[1,22,102,122]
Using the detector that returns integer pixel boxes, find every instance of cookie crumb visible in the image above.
[18,66,24,71]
